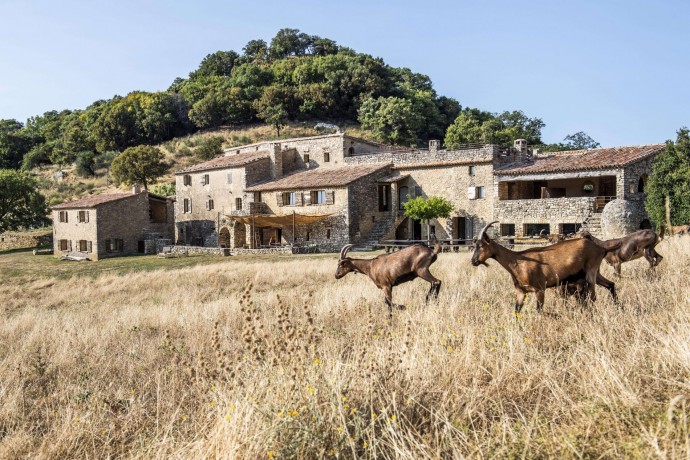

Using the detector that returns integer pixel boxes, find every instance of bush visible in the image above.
[194,136,224,160]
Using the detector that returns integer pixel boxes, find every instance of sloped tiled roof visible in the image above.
[176,150,270,174]
[495,144,664,176]
[52,193,134,209]
[245,164,390,191]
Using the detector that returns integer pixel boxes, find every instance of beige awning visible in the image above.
[230,213,332,227]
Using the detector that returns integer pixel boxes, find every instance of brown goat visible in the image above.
[471,221,619,313]
[659,224,690,238]
[538,229,566,244]
[577,230,662,276]
[335,243,442,317]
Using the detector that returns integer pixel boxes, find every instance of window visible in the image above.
[311,190,326,205]
[326,229,331,239]
[399,186,409,210]
[58,211,68,223]
[283,192,296,206]
[476,186,485,199]
[207,199,214,211]
[235,198,243,211]
[500,224,516,237]
[105,239,124,253]
[59,239,68,251]
[78,210,89,223]
[324,151,330,162]
[78,240,91,252]
[305,231,310,241]
[468,165,476,176]
[638,174,648,193]
[183,175,191,186]
[304,154,310,164]
[227,173,233,184]
[201,174,210,185]
[183,198,191,213]
[254,192,262,203]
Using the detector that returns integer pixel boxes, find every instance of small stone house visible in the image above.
[52,188,174,260]
[493,143,664,237]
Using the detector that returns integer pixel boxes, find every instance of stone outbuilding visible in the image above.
[52,187,174,260]
[493,143,664,237]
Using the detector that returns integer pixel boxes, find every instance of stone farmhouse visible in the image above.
[173,132,664,252]
[52,187,174,260]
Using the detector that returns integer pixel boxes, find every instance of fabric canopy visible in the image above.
[230,213,332,227]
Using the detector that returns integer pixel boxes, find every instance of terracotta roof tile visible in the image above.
[52,193,134,209]
[495,144,664,176]
[176,150,270,174]
[245,164,390,191]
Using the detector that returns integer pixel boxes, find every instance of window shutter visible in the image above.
[296,192,303,206]
[304,193,312,206]
[205,200,210,211]
[87,241,92,253]
[118,240,123,252]
[276,192,284,207]
[227,173,232,184]
[467,186,476,200]
[85,211,89,223]
[326,191,334,205]
[68,240,72,251]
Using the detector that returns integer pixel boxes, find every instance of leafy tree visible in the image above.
[189,51,239,79]
[563,131,600,150]
[445,109,543,148]
[0,119,33,169]
[110,145,169,190]
[645,128,690,226]
[75,151,97,177]
[253,86,294,135]
[0,169,49,232]
[195,136,224,160]
[402,196,454,243]
[358,96,423,146]
[151,183,176,197]
[269,28,313,59]
[242,39,268,62]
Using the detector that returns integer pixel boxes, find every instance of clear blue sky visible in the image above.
[1,0,688,147]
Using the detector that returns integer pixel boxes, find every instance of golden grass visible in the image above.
[1,239,689,459]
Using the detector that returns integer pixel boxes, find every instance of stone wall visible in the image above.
[600,198,650,238]
[494,197,596,236]
[344,145,497,167]
[0,231,52,251]
[53,207,99,259]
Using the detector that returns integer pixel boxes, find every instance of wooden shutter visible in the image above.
[325,191,334,205]
[68,240,72,251]
[304,192,312,206]
[85,211,89,223]
[87,241,92,253]
[117,240,123,252]
[295,192,303,206]
[467,187,477,200]
[498,182,509,200]
[276,192,284,207]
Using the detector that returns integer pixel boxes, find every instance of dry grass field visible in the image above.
[0,239,689,459]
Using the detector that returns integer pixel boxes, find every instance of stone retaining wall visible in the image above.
[494,197,596,235]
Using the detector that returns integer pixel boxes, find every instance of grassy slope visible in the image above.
[0,239,689,458]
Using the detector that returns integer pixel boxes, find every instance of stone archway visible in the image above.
[232,222,247,249]
[219,227,231,248]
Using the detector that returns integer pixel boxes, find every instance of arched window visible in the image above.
[638,174,648,193]
[398,186,409,210]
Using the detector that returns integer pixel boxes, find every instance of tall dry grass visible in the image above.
[1,238,689,459]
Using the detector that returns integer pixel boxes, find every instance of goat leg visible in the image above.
[535,290,545,312]
[514,289,526,313]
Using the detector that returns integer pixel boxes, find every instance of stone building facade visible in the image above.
[172,133,664,253]
[52,188,174,260]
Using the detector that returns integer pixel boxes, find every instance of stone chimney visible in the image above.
[513,139,528,153]
[428,140,441,152]
[269,142,283,179]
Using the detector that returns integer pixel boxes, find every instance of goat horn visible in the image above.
[477,220,499,242]
[339,244,354,260]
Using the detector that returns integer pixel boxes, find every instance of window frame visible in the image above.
[183,174,192,186]
[311,190,326,205]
